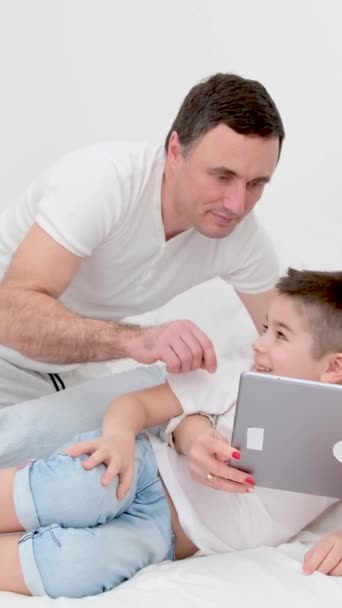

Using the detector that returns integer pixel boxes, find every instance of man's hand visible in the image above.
[184,427,254,492]
[65,432,135,499]
[126,320,217,374]
[303,532,342,576]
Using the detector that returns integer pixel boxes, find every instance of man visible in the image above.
[0,73,284,406]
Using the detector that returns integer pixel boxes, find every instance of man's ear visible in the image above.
[321,353,342,384]
[166,131,182,168]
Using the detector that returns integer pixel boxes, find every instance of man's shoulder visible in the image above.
[42,141,164,182]
[67,141,164,171]
[38,141,165,212]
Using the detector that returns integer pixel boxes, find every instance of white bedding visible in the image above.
[2,213,342,606]
[2,537,342,607]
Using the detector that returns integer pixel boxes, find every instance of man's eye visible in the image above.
[248,182,265,190]
[248,180,266,190]
[216,173,234,182]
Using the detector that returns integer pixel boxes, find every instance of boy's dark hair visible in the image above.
[165,73,285,156]
[276,268,342,357]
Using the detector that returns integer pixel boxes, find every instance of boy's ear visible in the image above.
[321,353,342,384]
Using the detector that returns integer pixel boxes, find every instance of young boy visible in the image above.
[0,268,341,598]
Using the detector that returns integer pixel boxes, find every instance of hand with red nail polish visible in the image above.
[182,426,252,493]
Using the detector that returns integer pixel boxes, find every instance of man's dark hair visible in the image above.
[276,268,342,357]
[165,73,285,155]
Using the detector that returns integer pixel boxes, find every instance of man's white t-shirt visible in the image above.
[149,360,336,554]
[0,142,278,372]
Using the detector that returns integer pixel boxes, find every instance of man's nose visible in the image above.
[222,183,246,216]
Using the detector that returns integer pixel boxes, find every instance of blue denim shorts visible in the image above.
[14,430,174,598]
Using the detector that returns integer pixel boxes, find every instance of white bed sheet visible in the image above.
[2,538,342,607]
[2,216,342,607]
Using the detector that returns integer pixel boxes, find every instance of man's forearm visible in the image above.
[173,414,213,455]
[0,285,141,363]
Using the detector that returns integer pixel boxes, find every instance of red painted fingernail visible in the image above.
[245,476,255,485]
[232,451,240,460]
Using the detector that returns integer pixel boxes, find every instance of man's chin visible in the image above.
[196,222,238,239]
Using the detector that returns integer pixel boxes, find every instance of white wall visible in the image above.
[0,1,64,208]
[1,0,341,349]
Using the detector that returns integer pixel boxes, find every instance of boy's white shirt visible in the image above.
[148,352,336,554]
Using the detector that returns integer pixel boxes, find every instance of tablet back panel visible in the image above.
[231,372,342,498]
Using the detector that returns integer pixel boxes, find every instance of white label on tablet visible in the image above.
[247,427,264,451]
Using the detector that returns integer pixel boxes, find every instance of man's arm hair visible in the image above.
[0,223,141,363]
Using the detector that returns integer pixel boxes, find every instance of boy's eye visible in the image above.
[276,331,286,340]
[262,323,268,333]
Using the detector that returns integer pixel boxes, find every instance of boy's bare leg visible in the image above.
[0,534,31,594]
[0,469,31,594]
[0,468,24,533]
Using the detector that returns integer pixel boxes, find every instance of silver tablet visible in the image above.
[231,372,342,498]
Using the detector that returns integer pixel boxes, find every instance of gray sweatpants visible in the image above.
[0,363,165,467]
[0,359,65,408]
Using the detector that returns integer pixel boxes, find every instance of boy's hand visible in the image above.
[186,429,254,493]
[303,532,342,576]
[65,432,135,500]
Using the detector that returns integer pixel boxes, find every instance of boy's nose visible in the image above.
[253,335,265,352]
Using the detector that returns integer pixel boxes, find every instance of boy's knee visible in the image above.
[28,525,121,598]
